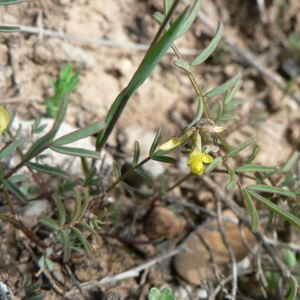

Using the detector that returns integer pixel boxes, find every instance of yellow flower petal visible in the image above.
[201,153,214,163]
[0,106,9,134]
[187,148,214,175]
[213,126,226,133]
[190,157,204,175]
[158,137,179,151]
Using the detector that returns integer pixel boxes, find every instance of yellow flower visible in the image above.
[0,106,9,134]
[159,128,195,151]
[187,148,213,175]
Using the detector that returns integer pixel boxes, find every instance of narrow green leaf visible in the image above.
[204,156,222,173]
[50,145,100,159]
[24,98,68,161]
[247,184,296,199]
[45,258,54,271]
[173,59,191,74]
[3,179,27,203]
[60,229,71,263]
[0,138,26,160]
[14,123,22,140]
[25,162,70,179]
[9,172,31,183]
[152,12,170,30]
[236,165,277,173]
[149,128,163,156]
[279,175,297,188]
[39,216,60,230]
[78,188,90,219]
[134,168,154,186]
[187,96,203,128]
[224,80,242,104]
[21,274,31,288]
[120,181,134,196]
[282,151,300,172]
[247,191,300,229]
[52,121,106,146]
[71,227,93,256]
[27,291,46,300]
[190,20,223,66]
[32,118,48,135]
[226,137,258,158]
[151,155,176,164]
[132,141,140,167]
[85,167,97,183]
[287,275,298,300]
[244,145,260,164]
[163,0,172,15]
[0,26,20,32]
[79,222,102,245]
[216,101,223,121]
[242,189,259,232]
[282,248,297,267]
[113,162,121,179]
[96,6,190,151]
[0,0,25,4]
[25,279,42,292]
[70,188,82,224]
[220,115,239,121]
[225,170,238,191]
[53,195,66,227]
[206,73,242,98]
[176,0,203,39]
[225,99,247,107]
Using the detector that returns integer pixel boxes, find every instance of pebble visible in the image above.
[8,116,113,178]
[131,234,156,258]
[173,210,258,285]
[17,199,50,229]
[145,206,186,240]
[117,125,157,156]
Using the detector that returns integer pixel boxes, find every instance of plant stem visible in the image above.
[171,44,211,119]
[167,172,193,192]
[106,156,151,193]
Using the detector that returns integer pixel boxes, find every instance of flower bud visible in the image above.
[0,107,9,134]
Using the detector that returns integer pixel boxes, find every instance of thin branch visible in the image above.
[0,23,200,56]
[201,176,290,278]
[216,199,237,297]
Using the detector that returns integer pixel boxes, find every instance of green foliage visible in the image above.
[1,0,300,299]
[45,65,80,118]
[15,274,46,300]
[148,287,176,300]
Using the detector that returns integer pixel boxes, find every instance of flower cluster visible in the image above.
[159,120,225,175]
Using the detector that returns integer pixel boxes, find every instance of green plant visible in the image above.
[45,64,80,118]
[1,0,300,299]
[148,287,176,300]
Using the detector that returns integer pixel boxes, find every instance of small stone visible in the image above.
[9,116,113,178]
[286,119,300,146]
[173,210,258,285]
[117,125,157,156]
[132,234,156,258]
[145,206,186,239]
[17,200,50,229]
[33,44,51,64]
